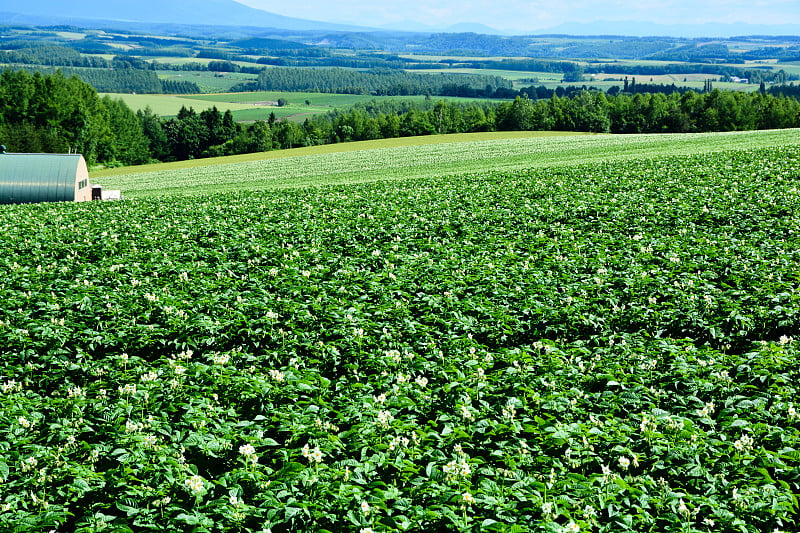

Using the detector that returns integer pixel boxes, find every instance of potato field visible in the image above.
[2,141,800,532]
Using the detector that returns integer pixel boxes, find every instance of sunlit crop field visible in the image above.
[2,131,800,532]
[93,129,799,197]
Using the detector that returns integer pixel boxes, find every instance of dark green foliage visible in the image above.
[0,68,150,165]
[67,68,163,93]
[137,107,169,161]
[2,65,195,94]
[0,42,110,68]
[158,106,244,160]
[767,83,800,100]
[98,96,151,166]
[207,60,240,73]
[159,79,202,94]
[494,89,800,133]
[142,89,800,163]
[1,64,200,94]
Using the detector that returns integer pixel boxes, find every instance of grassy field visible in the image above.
[91,128,800,197]
[182,92,502,107]
[106,90,498,121]
[188,92,381,106]
[100,93,259,116]
[102,91,337,121]
[770,62,800,76]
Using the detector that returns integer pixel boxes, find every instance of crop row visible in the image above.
[1,145,800,532]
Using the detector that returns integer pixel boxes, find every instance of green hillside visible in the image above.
[92,129,800,197]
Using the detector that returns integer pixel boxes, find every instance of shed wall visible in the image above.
[0,154,90,204]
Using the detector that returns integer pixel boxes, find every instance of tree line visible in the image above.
[318,89,800,138]
[767,83,800,100]
[141,88,800,163]
[0,43,109,68]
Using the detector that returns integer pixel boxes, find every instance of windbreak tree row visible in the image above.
[143,89,800,162]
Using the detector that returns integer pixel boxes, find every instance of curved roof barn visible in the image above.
[0,152,92,204]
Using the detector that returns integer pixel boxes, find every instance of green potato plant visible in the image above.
[1,140,799,532]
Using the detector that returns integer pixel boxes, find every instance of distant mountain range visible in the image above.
[1,0,798,38]
[0,0,367,31]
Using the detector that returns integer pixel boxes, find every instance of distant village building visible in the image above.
[0,152,92,204]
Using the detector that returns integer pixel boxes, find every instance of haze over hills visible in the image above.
[378,21,506,35]
[1,0,799,37]
[542,20,800,38]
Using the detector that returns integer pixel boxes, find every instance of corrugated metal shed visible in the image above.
[0,153,92,204]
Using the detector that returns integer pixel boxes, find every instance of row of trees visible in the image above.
[0,43,159,71]
[0,43,110,68]
[317,90,800,138]
[57,68,199,94]
[494,90,800,133]
[3,64,201,94]
[235,67,513,96]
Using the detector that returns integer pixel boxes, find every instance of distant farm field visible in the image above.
[99,93,259,117]
[105,91,498,121]
[157,70,260,93]
[412,68,563,84]
[101,91,340,122]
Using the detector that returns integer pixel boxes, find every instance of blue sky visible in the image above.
[236,0,800,32]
